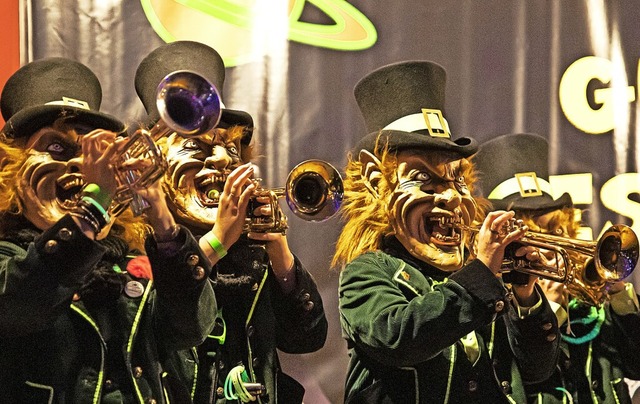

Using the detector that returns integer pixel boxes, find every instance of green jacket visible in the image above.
[527,296,640,404]
[339,237,560,404]
[189,236,328,404]
[0,215,217,403]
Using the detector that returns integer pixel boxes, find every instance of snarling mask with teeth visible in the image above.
[14,123,88,231]
[333,147,479,272]
[160,126,253,231]
[386,150,477,271]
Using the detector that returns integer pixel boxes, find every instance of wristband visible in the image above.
[204,232,227,259]
[81,183,110,209]
[78,196,110,228]
[81,196,110,223]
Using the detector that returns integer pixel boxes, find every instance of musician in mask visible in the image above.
[134,41,327,403]
[332,61,560,403]
[475,132,640,404]
[0,57,216,403]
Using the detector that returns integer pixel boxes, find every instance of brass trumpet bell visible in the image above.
[286,159,344,222]
[155,70,222,137]
[245,160,344,233]
[112,70,222,215]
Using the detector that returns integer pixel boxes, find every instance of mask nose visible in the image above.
[66,155,83,174]
[204,145,232,170]
[434,187,462,210]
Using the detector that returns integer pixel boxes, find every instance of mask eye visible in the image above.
[415,172,431,183]
[47,142,65,154]
[183,139,200,150]
[45,141,77,161]
[227,145,239,158]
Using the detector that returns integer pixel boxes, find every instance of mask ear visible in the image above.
[359,150,383,198]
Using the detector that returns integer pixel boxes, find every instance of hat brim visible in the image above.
[355,129,478,157]
[489,192,573,213]
[2,104,124,139]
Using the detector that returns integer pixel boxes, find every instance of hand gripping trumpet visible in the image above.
[445,219,639,306]
[112,70,222,215]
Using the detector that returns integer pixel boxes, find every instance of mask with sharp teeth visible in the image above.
[161,132,244,231]
[388,152,477,272]
[15,127,91,231]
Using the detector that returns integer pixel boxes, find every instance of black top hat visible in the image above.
[474,133,573,212]
[353,60,477,157]
[0,57,124,139]
[135,40,253,145]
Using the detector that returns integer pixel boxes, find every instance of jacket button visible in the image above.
[592,380,599,389]
[495,300,505,312]
[104,379,113,391]
[186,254,199,266]
[468,380,478,392]
[133,366,143,378]
[217,387,224,397]
[300,292,311,302]
[253,357,261,368]
[146,399,157,404]
[303,301,315,311]
[546,333,557,342]
[72,293,81,302]
[192,266,206,280]
[500,380,510,393]
[57,227,73,241]
[541,322,553,331]
[247,325,255,337]
[251,283,259,291]
[44,239,59,253]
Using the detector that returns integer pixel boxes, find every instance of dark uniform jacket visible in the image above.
[0,215,217,403]
[526,294,640,404]
[339,236,560,404]
[187,235,328,404]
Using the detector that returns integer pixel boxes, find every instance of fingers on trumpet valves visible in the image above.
[492,219,527,237]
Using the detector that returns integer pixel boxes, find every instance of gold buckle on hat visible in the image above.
[514,172,543,197]
[421,109,450,139]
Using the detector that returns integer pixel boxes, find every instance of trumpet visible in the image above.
[448,220,639,306]
[112,70,222,215]
[245,160,344,233]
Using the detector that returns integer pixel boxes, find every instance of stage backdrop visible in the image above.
[9,1,640,402]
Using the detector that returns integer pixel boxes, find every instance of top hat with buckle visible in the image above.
[474,133,573,212]
[353,60,477,157]
[0,57,124,139]
[135,40,253,145]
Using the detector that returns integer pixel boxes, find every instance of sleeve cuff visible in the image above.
[547,300,568,326]
[609,282,639,315]
[511,288,543,318]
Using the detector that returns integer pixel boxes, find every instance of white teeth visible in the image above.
[432,216,460,227]
[434,232,461,242]
[59,177,83,190]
